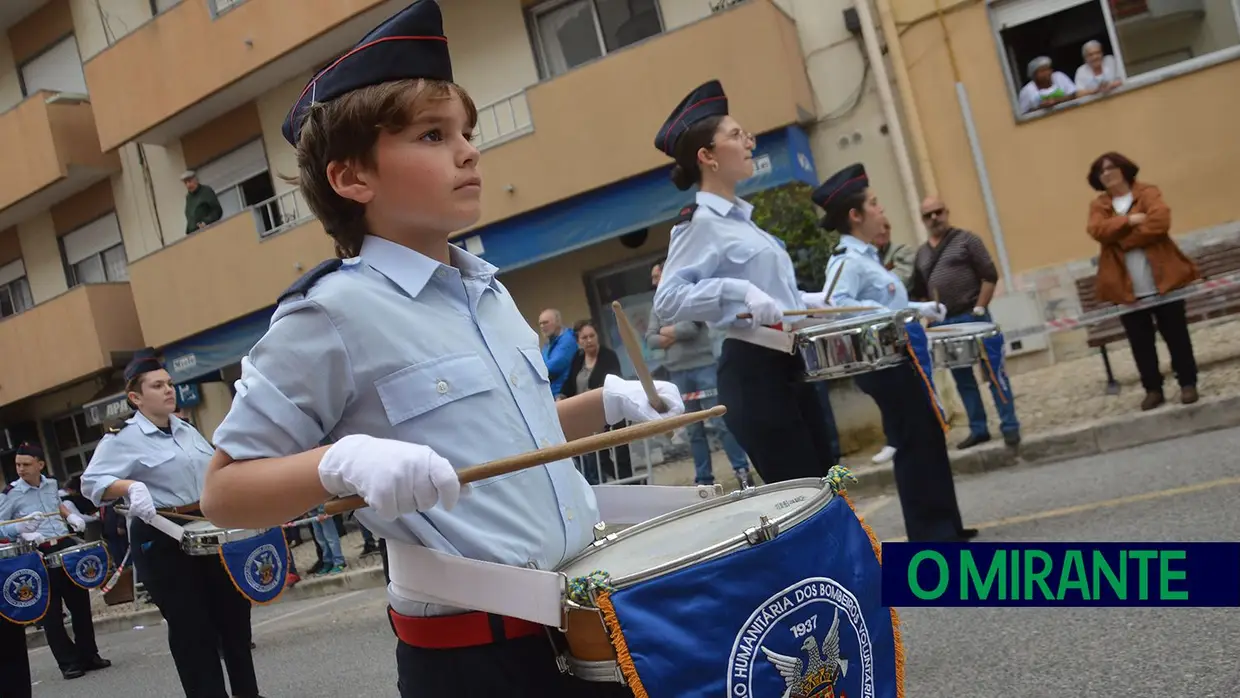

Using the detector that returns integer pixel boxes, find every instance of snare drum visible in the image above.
[793,309,918,381]
[179,520,268,557]
[0,539,37,560]
[556,478,836,683]
[928,322,1000,369]
[41,540,106,569]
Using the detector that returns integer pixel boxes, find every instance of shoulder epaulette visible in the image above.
[106,423,127,435]
[831,246,848,257]
[2,484,12,495]
[278,258,344,304]
[672,204,698,226]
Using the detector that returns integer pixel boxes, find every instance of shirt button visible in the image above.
[565,508,574,521]
[436,380,449,394]
[510,374,518,387]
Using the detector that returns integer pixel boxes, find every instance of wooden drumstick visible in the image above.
[611,301,667,413]
[736,306,876,320]
[824,259,847,303]
[322,405,727,516]
[113,507,211,523]
[0,511,64,527]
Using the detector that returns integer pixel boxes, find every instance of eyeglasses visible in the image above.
[712,129,755,147]
[921,208,946,220]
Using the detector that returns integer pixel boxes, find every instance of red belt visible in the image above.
[388,608,544,649]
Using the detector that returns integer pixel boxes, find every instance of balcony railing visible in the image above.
[474,91,534,151]
[253,188,315,240]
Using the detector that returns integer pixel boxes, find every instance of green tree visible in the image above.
[749,182,839,291]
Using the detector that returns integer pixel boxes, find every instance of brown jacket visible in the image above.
[1087,181,1198,304]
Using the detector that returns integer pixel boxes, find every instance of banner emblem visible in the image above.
[0,552,50,625]
[219,527,289,605]
[62,542,111,589]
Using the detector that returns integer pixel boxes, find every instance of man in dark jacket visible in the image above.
[181,170,224,234]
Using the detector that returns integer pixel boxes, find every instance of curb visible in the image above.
[843,393,1240,498]
[26,564,387,646]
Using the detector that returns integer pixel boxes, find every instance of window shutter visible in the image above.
[63,214,123,266]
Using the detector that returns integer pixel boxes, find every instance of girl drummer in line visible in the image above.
[813,163,977,543]
[652,79,836,485]
[81,351,266,698]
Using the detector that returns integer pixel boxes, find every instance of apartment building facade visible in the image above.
[0,0,925,480]
[888,0,1240,357]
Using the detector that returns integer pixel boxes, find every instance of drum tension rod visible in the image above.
[744,515,780,545]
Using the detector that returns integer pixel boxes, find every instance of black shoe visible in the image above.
[306,560,324,575]
[83,656,112,671]
[957,527,979,540]
[360,543,380,557]
[62,666,87,680]
[1003,432,1021,447]
[957,434,991,450]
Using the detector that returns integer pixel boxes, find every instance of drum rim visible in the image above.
[180,524,268,555]
[41,539,102,566]
[792,308,917,336]
[560,478,835,590]
[927,322,1000,338]
[0,540,38,556]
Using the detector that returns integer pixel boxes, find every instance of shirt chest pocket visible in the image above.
[723,242,765,266]
[376,353,497,425]
[139,452,176,469]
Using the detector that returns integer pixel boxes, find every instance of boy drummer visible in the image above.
[199,1,682,695]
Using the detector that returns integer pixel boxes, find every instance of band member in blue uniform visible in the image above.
[0,443,111,681]
[816,164,976,542]
[196,2,679,696]
[652,79,834,484]
[81,352,264,698]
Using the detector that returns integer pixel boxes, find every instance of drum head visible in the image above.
[928,322,996,337]
[560,479,832,588]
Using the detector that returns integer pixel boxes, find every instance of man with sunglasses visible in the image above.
[911,196,1022,450]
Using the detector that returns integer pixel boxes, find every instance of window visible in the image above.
[529,0,663,78]
[151,0,183,14]
[49,410,103,481]
[990,0,1240,114]
[19,35,88,97]
[63,213,128,287]
[0,260,33,319]
[195,139,278,234]
[208,0,247,17]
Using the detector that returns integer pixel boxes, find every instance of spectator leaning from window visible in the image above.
[1018,56,1076,114]
[181,170,224,234]
[1075,40,1122,96]
[1086,151,1200,411]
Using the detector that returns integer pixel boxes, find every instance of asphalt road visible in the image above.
[28,426,1240,696]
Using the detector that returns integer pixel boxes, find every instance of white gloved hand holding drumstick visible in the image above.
[910,301,947,323]
[124,482,159,524]
[318,435,466,521]
[601,375,686,425]
[743,285,783,326]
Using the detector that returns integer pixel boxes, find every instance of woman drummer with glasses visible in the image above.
[814,163,977,543]
[652,79,835,485]
[80,351,266,698]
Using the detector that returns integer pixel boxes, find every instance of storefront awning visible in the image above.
[161,307,276,384]
[454,125,818,272]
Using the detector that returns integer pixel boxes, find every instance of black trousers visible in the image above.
[855,363,968,542]
[130,518,259,698]
[716,338,834,483]
[41,541,100,671]
[396,634,633,697]
[1118,299,1198,393]
[0,618,32,698]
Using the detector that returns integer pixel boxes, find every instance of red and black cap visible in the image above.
[655,80,728,157]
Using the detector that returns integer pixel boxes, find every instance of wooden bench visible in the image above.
[1074,242,1240,392]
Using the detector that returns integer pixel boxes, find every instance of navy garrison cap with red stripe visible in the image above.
[813,163,869,215]
[281,0,454,146]
[655,80,729,156]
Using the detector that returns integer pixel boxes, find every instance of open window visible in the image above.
[194,139,278,234]
[0,260,34,318]
[528,0,664,78]
[63,213,128,287]
[990,0,1240,115]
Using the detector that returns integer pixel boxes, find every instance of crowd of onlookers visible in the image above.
[1020,40,1123,114]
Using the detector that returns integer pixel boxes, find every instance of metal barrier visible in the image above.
[254,189,315,239]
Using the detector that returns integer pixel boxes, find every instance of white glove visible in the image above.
[67,513,87,533]
[319,434,465,521]
[20,531,45,544]
[601,374,686,425]
[17,515,43,534]
[743,285,783,326]
[911,301,947,323]
[125,482,158,524]
[801,291,829,309]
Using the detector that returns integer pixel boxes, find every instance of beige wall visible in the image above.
[895,0,1240,277]
[16,212,66,303]
[70,0,154,61]
[443,0,541,107]
[255,75,306,197]
[0,31,24,113]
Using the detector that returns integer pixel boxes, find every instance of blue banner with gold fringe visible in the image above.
[218,527,289,605]
[596,493,903,698]
[62,543,111,590]
[0,551,50,625]
[903,321,949,432]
